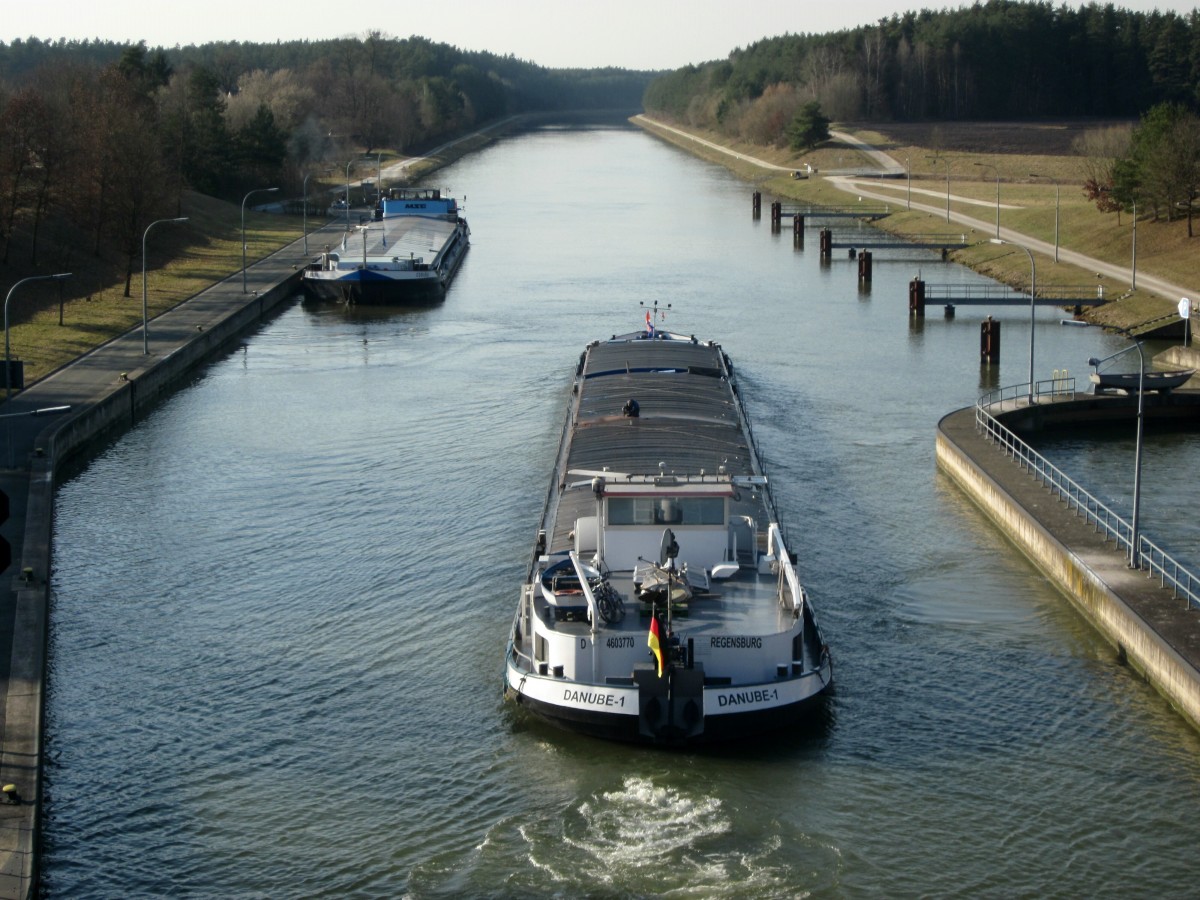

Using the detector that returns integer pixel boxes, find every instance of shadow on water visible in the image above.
[502,690,837,763]
[299,297,445,323]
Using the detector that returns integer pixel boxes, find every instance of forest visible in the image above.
[643,1,1200,136]
[0,31,652,292]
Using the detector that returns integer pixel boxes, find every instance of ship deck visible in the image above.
[538,331,794,639]
[320,214,459,264]
[545,565,797,640]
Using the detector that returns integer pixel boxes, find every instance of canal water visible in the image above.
[42,123,1200,897]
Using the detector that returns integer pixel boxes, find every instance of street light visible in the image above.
[1029,173,1060,262]
[1088,330,1144,569]
[990,238,1037,404]
[926,155,950,223]
[4,273,71,401]
[241,187,279,293]
[974,162,1000,238]
[343,157,374,233]
[1131,198,1138,291]
[142,217,188,355]
[302,171,313,256]
[1097,186,1138,290]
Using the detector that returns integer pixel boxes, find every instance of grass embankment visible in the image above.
[5,193,305,386]
[636,117,1197,334]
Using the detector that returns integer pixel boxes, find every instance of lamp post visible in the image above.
[142,217,188,355]
[344,157,376,232]
[1131,198,1138,291]
[344,158,357,233]
[5,273,71,401]
[1029,173,1060,262]
[241,187,279,293]
[974,162,1000,238]
[926,155,950,223]
[302,171,313,256]
[1097,186,1138,290]
[1088,329,1144,569]
[904,156,911,210]
[990,238,1037,404]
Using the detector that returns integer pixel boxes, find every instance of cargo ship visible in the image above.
[302,188,469,305]
[503,314,833,744]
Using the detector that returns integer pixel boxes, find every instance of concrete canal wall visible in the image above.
[936,403,1200,733]
[0,242,308,899]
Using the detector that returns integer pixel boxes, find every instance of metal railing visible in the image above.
[924,284,1106,303]
[975,384,1200,611]
[768,524,805,615]
[978,377,1077,408]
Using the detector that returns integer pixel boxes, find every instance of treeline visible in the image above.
[644,0,1200,141]
[0,32,652,292]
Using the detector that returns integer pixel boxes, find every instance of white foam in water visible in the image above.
[564,777,730,880]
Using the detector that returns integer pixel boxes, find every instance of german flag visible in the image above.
[648,615,665,677]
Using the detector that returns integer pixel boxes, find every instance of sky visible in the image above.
[1,0,1197,71]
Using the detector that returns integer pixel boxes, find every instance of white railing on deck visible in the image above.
[974,386,1200,611]
[768,524,805,615]
[569,550,601,633]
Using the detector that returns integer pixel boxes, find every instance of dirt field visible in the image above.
[842,119,1134,157]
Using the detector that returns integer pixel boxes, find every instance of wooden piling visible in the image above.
[820,228,832,259]
[858,250,873,283]
[908,277,925,317]
[752,191,761,219]
[980,316,1001,363]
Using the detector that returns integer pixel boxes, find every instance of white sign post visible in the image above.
[1180,297,1193,347]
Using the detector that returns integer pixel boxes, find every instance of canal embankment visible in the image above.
[0,222,337,898]
[936,390,1200,733]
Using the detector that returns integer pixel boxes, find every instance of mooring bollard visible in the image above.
[858,250,872,282]
[752,191,761,219]
[980,316,1001,363]
[908,277,926,317]
[770,201,782,232]
[820,228,832,259]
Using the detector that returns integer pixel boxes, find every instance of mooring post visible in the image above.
[820,228,832,259]
[980,316,1001,363]
[752,191,761,219]
[908,277,926,317]
[770,201,781,232]
[858,250,873,283]
[793,213,804,243]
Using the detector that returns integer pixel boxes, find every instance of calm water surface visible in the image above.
[43,124,1200,897]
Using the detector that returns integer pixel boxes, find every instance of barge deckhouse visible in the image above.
[503,319,832,744]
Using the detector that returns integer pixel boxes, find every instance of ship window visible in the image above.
[679,497,725,525]
[607,497,724,526]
